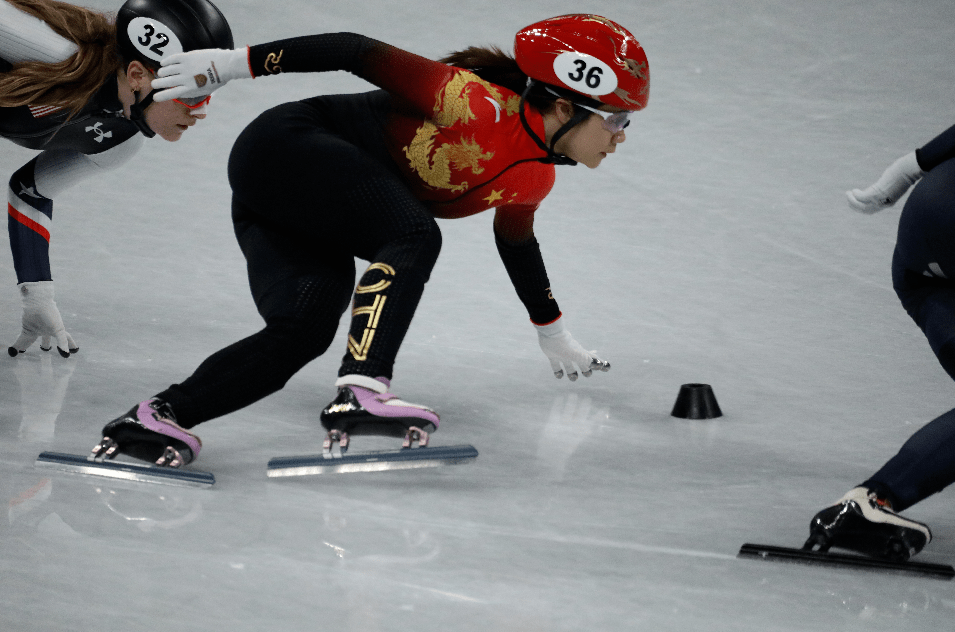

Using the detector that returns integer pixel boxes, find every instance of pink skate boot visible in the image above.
[320,375,439,452]
[91,398,201,468]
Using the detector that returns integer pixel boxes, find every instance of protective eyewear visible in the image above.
[146,69,211,109]
[572,102,630,133]
[174,94,212,109]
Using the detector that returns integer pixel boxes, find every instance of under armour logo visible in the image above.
[18,183,40,198]
[926,262,948,279]
[85,122,112,143]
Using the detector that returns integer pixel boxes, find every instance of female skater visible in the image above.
[808,123,955,561]
[2,0,233,357]
[89,15,650,467]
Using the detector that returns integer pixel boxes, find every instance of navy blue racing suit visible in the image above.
[864,123,955,511]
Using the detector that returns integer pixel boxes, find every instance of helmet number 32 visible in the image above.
[127,17,184,63]
[553,52,617,96]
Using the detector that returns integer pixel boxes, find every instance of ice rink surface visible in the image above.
[3,0,955,629]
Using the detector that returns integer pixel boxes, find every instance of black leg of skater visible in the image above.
[94,203,357,467]
[864,407,955,511]
[806,158,955,560]
[96,100,447,464]
[320,178,445,449]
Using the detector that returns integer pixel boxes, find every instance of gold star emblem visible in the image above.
[483,189,504,206]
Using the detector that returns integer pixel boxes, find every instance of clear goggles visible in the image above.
[572,102,630,133]
[540,85,631,133]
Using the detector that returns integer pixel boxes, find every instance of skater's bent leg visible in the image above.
[338,179,442,380]
[157,322,328,428]
[864,407,955,512]
[158,214,355,428]
[912,289,955,381]
[320,179,443,442]
[883,252,955,509]
[158,274,352,428]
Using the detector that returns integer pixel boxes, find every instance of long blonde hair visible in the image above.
[0,0,120,115]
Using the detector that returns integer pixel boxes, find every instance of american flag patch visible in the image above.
[29,104,62,118]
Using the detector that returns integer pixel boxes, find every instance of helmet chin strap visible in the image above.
[129,89,157,138]
[519,80,578,166]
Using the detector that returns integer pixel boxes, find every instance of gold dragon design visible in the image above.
[403,71,521,192]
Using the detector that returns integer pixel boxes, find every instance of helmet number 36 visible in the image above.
[127,17,184,63]
[553,52,617,96]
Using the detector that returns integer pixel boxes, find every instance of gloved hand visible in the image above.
[534,316,610,381]
[151,47,252,103]
[8,281,77,358]
[846,151,924,214]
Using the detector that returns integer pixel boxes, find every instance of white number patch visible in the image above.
[127,17,183,63]
[552,52,617,96]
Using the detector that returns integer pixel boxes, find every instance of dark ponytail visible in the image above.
[439,45,557,111]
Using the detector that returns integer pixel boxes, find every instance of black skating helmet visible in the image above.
[117,0,234,72]
[116,0,233,138]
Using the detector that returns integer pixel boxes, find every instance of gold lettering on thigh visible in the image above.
[355,263,396,294]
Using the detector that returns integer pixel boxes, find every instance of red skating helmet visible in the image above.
[514,14,649,111]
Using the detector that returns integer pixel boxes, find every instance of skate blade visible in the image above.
[35,451,215,488]
[266,444,479,477]
[738,543,954,580]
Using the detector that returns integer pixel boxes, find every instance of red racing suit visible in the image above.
[246,33,562,323]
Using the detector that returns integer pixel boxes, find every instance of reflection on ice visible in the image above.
[534,393,607,480]
[97,486,203,532]
[12,354,75,442]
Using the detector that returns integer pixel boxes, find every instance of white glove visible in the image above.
[8,281,77,358]
[846,151,924,214]
[534,317,610,381]
[151,47,252,103]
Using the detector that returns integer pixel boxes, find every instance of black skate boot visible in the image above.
[805,487,931,561]
[320,375,438,453]
[91,398,201,468]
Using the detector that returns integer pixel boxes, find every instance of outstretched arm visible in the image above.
[151,33,456,119]
[846,152,923,214]
[846,123,955,214]
[493,206,560,326]
[7,139,142,357]
[493,206,610,381]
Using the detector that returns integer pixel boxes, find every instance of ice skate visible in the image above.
[34,399,212,487]
[319,375,439,455]
[267,376,477,477]
[91,398,202,468]
[804,486,932,562]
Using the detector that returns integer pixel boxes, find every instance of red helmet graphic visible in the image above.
[515,14,649,111]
